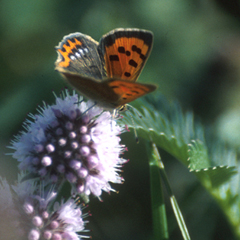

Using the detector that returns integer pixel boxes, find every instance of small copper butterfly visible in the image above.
[55,28,157,110]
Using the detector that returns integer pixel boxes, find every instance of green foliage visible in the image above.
[146,142,168,240]
[121,97,239,238]
[188,140,237,188]
[1,0,240,239]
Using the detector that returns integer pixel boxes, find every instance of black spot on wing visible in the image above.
[124,72,131,77]
[132,45,146,60]
[110,85,119,89]
[109,55,120,61]
[118,46,125,53]
[69,38,76,43]
[140,54,146,60]
[117,46,131,57]
[126,51,131,56]
[131,90,140,94]
[129,59,138,68]
[75,37,82,42]
[65,41,70,47]
[132,45,141,54]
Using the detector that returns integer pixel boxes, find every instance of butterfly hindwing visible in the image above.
[59,72,120,108]
[55,33,106,80]
[99,28,153,81]
[57,71,156,109]
[106,79,157,106]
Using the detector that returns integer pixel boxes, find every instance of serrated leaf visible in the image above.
[119,97,240,238]
[122,101,199,166]
[187,139,211,170]
[193,166,237,189]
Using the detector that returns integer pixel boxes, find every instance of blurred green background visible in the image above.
[1,0,240,239]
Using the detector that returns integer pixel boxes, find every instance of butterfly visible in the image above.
[55,28,157,110]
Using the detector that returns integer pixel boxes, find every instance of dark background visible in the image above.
[1,1,240,239]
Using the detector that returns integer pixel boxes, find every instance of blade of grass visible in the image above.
[146,141,169,239]
[152,143,191,240]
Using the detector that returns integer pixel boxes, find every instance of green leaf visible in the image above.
[188,140,237,188]
[194,166,237,189]
[119,97,239,238]
[124,103,196,165]
[187,139,210,170]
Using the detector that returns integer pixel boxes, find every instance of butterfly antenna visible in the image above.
[73,94,84,105]
[125,104,142,119]
[74,99,84,105]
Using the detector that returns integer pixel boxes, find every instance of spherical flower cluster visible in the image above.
[0,176,87,240]
[24,194,86,240]
[11,92,127,197]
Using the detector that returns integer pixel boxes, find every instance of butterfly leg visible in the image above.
[74,99,84,105]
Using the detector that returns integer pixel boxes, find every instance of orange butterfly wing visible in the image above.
[105,79,157,106]
[99,28,153,81]
[57,72,156,109]
[55,29,156,109]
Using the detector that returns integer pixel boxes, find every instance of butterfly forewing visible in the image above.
[99,28,153,81]
[55,33,106,80]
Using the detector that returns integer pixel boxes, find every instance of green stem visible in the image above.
[152,143,191,240]
[146,141,169,239]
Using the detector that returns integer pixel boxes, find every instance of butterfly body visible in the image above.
[55,28,156,109]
